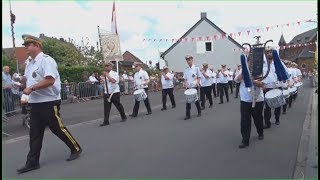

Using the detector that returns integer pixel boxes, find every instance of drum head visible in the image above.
[184,89,197,95]
[265,89,282,98]
[282,90,290,96]
[134,89,144,95]
[289,87,297,93]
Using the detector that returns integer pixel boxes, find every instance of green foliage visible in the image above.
[2,50,17,73]
[58,65,104,83]
[42,38,86,65]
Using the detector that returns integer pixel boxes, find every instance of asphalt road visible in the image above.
[3,82,313,178]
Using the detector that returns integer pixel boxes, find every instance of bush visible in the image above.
[58,65,104,83]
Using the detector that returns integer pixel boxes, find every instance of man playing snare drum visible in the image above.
[183,55,201,120]
[100,62,127,126]
[161,66,176,111]
[129,62,152,117]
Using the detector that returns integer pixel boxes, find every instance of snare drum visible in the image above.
[288,86,297,95]
[294,82,303,89]
[133,89,147,101]
[265,89,286,108]
[184,89,198,103]
[282,89,290,99]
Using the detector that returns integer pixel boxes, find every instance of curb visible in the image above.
[293,88,317,179]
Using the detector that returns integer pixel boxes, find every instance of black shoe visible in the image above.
[197,113,201,117]
[66,149,82,161]
[120,118,127,122]
[201,107,205,110]
[227,99,229,102]
[235,96,238,98]
[282,111,286,114]
[99,122,110,126]
[209,105,213,108]
[17,164,40,174]
[275,121,280,125]
[258,135,264,140]
[184,117,190,120]
[129,114,137,117]
[219,102,223,104]
[172,105,176,108]
[161,108,167,111]
[146,112,152,115]
[238,142,249,149]
[263,125,271,129]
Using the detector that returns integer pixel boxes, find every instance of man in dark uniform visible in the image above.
[17,34,82,174]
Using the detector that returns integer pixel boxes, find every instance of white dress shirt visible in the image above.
[24,52,61,103]
[134,69,149,89]
[211,71,217,85]
[218,70,228,83]
[89,76,99,84]
[234,69,264,102]
[227,70,233,81]
[183,65,201,88]
[122,74,128,80]
[104,70,120,94]
[161,72,174,89]
[200,69,213,87]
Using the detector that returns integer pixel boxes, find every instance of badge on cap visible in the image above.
[140,76,142,79]
[192,74,195,78]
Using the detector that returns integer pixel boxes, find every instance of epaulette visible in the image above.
[43,54,49,57]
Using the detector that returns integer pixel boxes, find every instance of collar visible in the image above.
[188,64,195,69]
[30,52,44,63]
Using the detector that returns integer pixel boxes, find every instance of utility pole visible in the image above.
[9,0,19,74]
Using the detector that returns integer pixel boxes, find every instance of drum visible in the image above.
[265,89,286,109]
[288,86,297,95]
[184,89,198,103]
[133,89,147,101]
[294,82,303,89]
[282,89,290,99]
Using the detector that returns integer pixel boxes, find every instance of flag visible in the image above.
[111,0,118,35]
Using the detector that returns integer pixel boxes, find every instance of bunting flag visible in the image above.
[111,0,118,35]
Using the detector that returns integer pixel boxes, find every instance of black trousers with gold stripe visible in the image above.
[26,100,81,166]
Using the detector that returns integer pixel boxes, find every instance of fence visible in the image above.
[3,79,184,117]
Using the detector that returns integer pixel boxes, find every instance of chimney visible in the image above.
[201,12,207,19]
[39,33,45,38]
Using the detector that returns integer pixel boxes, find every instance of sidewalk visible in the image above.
[293,87,318,179]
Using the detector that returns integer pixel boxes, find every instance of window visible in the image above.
[205,42,212,52]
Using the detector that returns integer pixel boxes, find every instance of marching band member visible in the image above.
[227,67,234,94]
[262,46,289,129]
[210,68,217,98]
[217,65,229,104]
[129,62,152,117]
[161,66,176,111]
[183,55,201,120]
[200,63,213,109]
[100,62,127,126]
[234,65,242,98]
[234,63,264,148]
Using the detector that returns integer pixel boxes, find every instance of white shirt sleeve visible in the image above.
[43,57,58,79]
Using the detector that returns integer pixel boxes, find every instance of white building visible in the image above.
[160,12,243,72]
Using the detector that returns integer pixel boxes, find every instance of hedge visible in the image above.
[58,65,104,83]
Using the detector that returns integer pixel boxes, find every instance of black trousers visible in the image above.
[282,97,289,113]
[263,88,281,126]
[26,100,81,166]
[132,88,152,116]
[162,88,176,108]
[240,101,264,144]
[235,82,240,98]
[219,83,229,103]
[103,92,126,124]
[211,83,217,97]
[228,81,233,94]
[186,87,201,118]
[200,86,213,108]
[288,95,293,108]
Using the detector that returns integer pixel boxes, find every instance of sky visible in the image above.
[2,0,317,66]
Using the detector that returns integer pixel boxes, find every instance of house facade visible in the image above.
[160,12,243,72]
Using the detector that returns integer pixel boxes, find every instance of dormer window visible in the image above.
[297,38,301,43]
[305,37,310,40]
